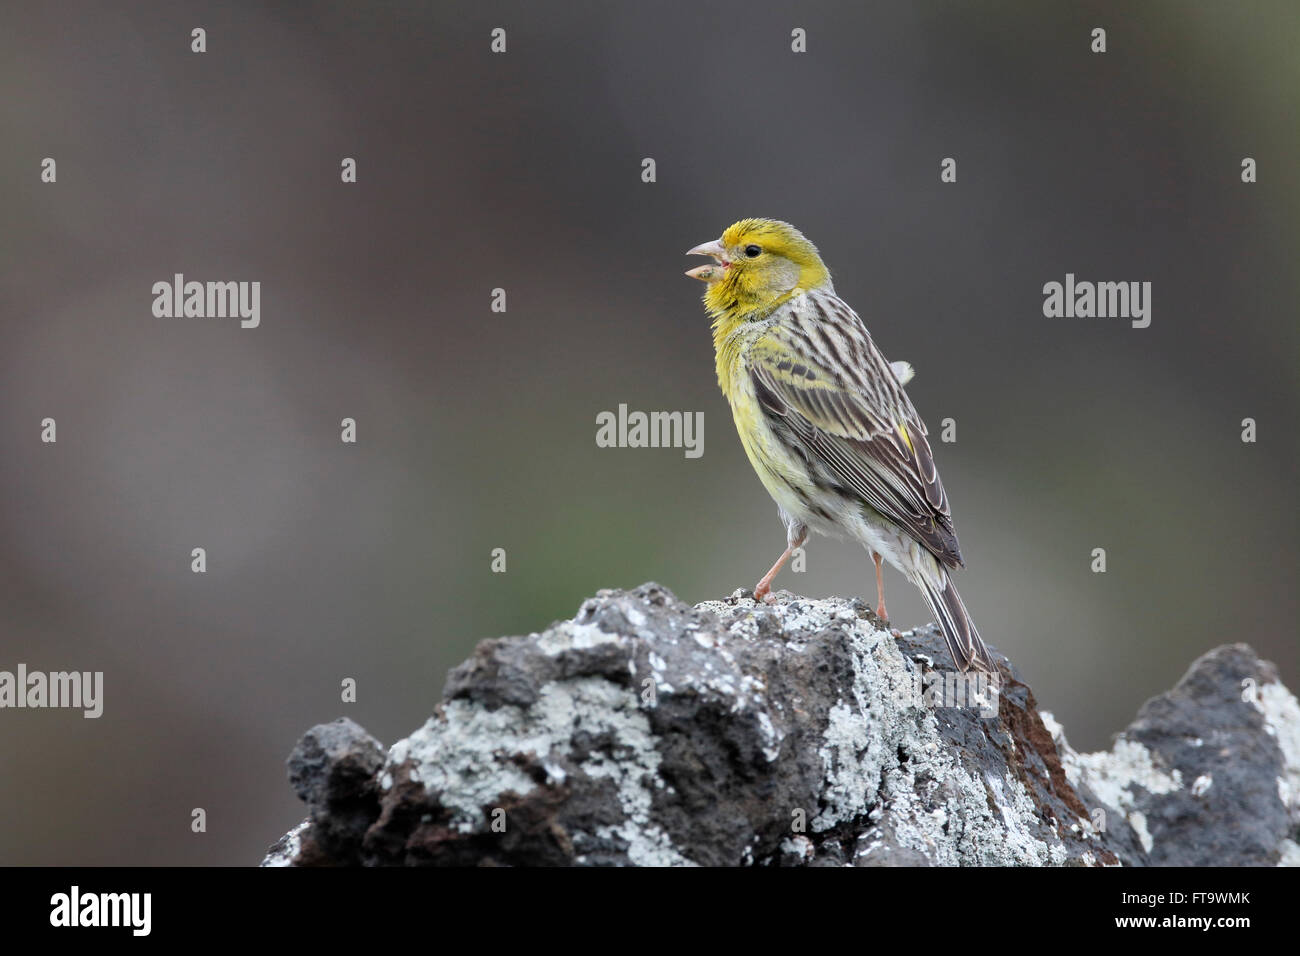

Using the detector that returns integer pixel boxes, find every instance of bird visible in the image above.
[685,218,996,673]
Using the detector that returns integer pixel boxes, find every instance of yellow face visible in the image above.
[686,219,831,318]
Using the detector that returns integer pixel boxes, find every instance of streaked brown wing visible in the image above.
[748,295,964,568]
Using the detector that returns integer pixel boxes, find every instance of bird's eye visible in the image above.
[744,244,762,258]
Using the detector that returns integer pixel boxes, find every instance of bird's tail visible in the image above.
[919,573,997,673]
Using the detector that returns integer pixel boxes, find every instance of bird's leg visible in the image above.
[872,551,888,620]
[753,548,793,605]
[754,527,807,605]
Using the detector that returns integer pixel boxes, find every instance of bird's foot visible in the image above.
[754,582,778,605]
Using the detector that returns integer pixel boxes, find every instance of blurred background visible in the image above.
[1,1,1296,864]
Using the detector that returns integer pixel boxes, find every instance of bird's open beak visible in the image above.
[685,239,728,283]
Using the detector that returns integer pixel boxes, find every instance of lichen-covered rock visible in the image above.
[261,584,1299,867]
[1045,644,1300,866]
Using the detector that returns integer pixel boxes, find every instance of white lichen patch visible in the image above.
[986,773,1069,865]
[555,681,693,866]
[780,835,815,863]
[1056,734,1183,854]
[757,711,783,761]
[1038,710,1065,742]
[1129,811,1154,853]
[1278,839,1300,867]
[260,819,309,867]
[1253,680,1300,822]
[816,698,881,826]
[1065,737,1184,813]
[384,673,693,862]
[537,620,623,655]
[388,705,547,833]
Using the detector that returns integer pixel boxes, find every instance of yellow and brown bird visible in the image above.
[687,218,996,673]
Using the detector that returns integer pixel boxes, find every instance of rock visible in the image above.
[1046,644,1300,866]
[281,717,385,866]
[260,584,1300,866]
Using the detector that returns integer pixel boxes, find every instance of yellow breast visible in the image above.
[714,320,817,512]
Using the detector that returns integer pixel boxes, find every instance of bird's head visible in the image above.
[686,219,832,320]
